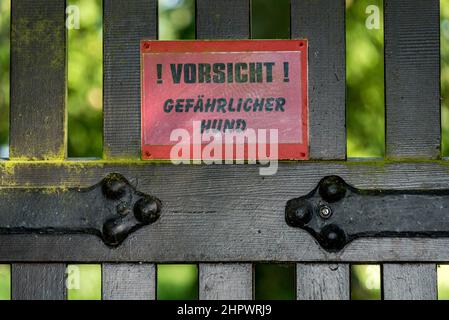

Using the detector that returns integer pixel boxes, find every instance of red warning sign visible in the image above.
[141,40,308,161]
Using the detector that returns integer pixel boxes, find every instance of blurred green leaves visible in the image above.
[438,265,449,299]
[67,0,103,158]
[0,265,10,300]
[255,264,295,300]
[0,0,9,158]
[442,0,449,156]
[159,0,195,40]
[67,265,102,300]
[351,265,381,300]
[346,0,385,158]
[157,265,198,300]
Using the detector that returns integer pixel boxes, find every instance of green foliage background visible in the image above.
[0,0,9,158]
[0,0,449,300]
[68,0,103,158]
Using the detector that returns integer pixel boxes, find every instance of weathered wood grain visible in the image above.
[385,0,440,159]
[372,3,440,299]
[297,264,350,300]
[196,0,250,39]
[291,0,346,160]
[383,264,437,300]
[102,263,156,300]
[11,264,66,300]
[103,0,157,159]
[10,0,66,159]
[196,1,252,300]
[1,161,449,262]
[199,264,253,300]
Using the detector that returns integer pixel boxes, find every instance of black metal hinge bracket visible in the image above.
[0,173,162,247]
[286,176,449,252]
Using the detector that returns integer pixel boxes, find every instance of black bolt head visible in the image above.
[102,174,128,200]
[319,176,347,203]
[319,224,347,251]
[285,199,313,227]
[134,197,161,224]
[102,217,131,247]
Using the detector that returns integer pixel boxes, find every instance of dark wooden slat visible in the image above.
[297,264,349,300]
[291,0,346,159]
[196,0,251,296]
[2,161,449,262]
[102,263,155,300]
[103,1,158,298]
[199,264,252,300]
[383,264,437,300]
[103,0,157,159]
[12,264,66,300]
[385,0,440,159]
[196,0,250,39]
[10,0,66,159]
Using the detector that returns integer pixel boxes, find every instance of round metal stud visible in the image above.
[102,174,128,200]
[319,224,347,251]
[102,217,131,247]
[319,176,347,203]
[134,197,161,224]
[285,199,313,227]
[319,205,333,219]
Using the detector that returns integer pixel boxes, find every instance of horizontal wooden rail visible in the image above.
[0,161,448,262]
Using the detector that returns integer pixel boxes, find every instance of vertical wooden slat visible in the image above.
[10,0,67,300]
[12,264,66,300]
[196,0,252,301]
[383,0,440,300]
[385,0,440,159]
[102,264,156,300]
[103,0,158,158]
[383,264,437,300]
[199,264,252,300]
[103,1,158,298]
[292,0,348,300]
[196,0,250,39]
[291,0,346,160]
[297,264,350,300]
[10,0,67,159]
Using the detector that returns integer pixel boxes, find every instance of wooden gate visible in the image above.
[1,0,444,300]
